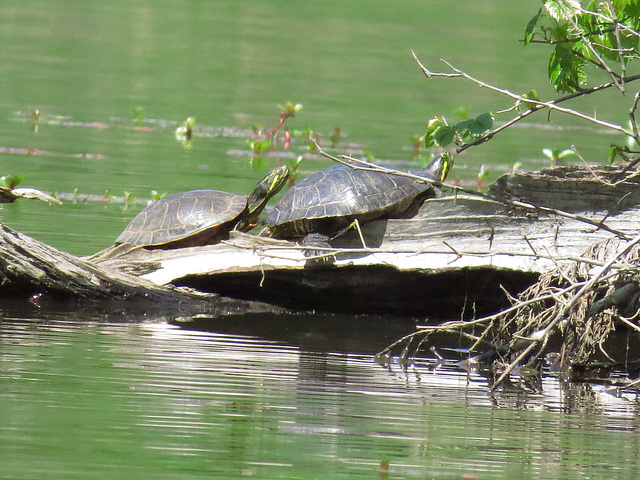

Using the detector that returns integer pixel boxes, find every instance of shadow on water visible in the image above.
[0,296,424,355]
[172,312,425,355]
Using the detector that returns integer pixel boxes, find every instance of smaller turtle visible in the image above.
[263,153,452,249]
[115,165,289,249]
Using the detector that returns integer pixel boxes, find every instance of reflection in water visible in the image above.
[1,316,640,479]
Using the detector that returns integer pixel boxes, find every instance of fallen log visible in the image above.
[3,166,640,318]
[0,222,293,318]
[0,222,187,301]
[92,187,640,316]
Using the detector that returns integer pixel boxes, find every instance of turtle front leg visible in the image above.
[330,218,368,249]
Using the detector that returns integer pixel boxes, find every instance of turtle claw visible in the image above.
[301,233,336,266]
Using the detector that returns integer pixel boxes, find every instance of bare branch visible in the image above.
[313,141,631,240]
[410,50,640,153]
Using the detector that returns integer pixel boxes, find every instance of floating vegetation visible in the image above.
[0,145,108,160]
[54,191,157,208]
[0,174,27,189]
[10,110,256,139]
[175,116,195,145]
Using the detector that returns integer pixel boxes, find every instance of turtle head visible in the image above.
[425,152,453,183]
[245,165,290,219]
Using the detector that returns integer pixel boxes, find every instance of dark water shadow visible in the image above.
[171,312,423,354]
[0,297,423,355]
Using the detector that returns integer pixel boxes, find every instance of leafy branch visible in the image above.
[418,1,640,162]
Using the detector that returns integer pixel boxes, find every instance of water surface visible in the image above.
[1,316,639,479]
[0,0,627,255]
[1,2,638,478]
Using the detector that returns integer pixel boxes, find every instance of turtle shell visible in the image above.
[116,189,248,248]
[265,164,436,239]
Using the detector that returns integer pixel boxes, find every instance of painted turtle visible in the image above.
[263,153,452,247]
[116,165,289,249]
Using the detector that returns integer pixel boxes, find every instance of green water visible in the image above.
[0,0,629,255]
[1,1,639,478]
[1,316,639,480]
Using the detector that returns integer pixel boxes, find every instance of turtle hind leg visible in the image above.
[301,232,335,265]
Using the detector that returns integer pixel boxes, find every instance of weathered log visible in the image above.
[0,186,62,205]
[489,165,640,213]
[92,189,640,316]
[0,222,183,301]
[4,167,640,318]
[0,222,292,317]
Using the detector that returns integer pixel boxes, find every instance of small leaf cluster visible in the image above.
[525,0,640,93]
[0,174,26,189]
[175,116,195,144]
[542,147,576,165]
[277,102,303,121]
[424,112,494,149]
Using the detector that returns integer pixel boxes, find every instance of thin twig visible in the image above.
[409,50,640,153]
[313,141,631,239]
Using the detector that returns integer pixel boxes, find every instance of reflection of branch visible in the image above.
[410,51,640,152]
[313,141,630,240]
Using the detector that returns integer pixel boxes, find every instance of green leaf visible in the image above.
[424,117,443,148]
[607,144,634,164]
[475,112,494,131]
[545,0,580,20]
[433,125,455,147]
[612,0,633,9]
[455,113,494,138]
[522,89,540,110]
[608,144,619,164]
[452,106,469,119]
[544,1,563,20]
[548,43,586,93]
[524,8,543,46]
[0,174,27,189]
[247,139,271,153]
[558,149,575,159]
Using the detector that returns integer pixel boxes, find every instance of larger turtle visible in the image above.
[264,153,452,247]
[115,165,289,249]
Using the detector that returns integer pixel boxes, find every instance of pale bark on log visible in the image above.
[92,193,640,315]
[3,167,640,317]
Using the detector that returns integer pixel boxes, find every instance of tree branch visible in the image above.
[313,141,631,240]
[410,50,640,153]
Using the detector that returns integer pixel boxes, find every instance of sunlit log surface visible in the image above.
[96,191,640,316]
[4,167,640,318]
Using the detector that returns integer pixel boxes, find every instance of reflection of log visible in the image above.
[3,167,640,318]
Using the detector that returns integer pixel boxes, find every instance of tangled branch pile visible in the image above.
[379,233,640,390]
